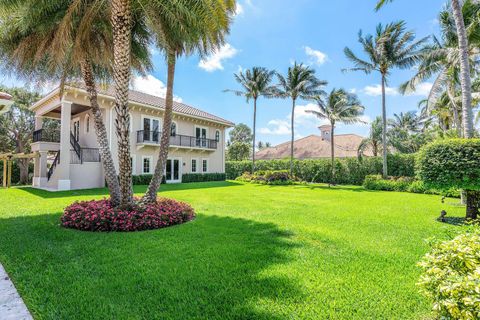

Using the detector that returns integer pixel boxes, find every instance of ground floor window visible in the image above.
[142,156,152,174]
[131,155,136,175]
[191,159,197,173]
[202,159,208,173]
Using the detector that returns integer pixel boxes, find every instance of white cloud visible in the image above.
[131,75,182,103]
[304,46,328,66]
[407,82,433,97]
[259,119,291,135]
[235,3,244,15]
[349,88,357,94]
[198,44,238,72]
[363,84,399,97]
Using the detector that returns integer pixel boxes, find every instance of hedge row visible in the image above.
[226,154,415,185]
[132,173,225,185]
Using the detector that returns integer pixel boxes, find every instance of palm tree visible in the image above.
[400,1,480,137]
[142,0,236,203]
[376,0,475,138]
[225,67,276,172]
[307,89,365,184]
[358,116,384,158]
[0,0,151,206]
[274,62,327,175]
[344,21,427,177]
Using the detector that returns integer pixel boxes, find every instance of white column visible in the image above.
[33,151,48,187]
[34,116,43,130]
[57,101,72,190]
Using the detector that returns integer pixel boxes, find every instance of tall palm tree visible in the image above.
[376,0,475,138]
[358,116,383,157]
[307,89,365,184]
[0,0,151,206]
[225,67,276,172]
[344,21,427,177]
[142,0,236,203]
[274,62,327,175]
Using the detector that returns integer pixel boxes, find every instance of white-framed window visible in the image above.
[195,125,208,147]
[171,121,177,136]
[85,114,90,133]
[131,155,137,175]
[191,158,198,173]
[142,156,153,174]
[215,130,220,142]
[141,115,162,142]
[202,159,208,173]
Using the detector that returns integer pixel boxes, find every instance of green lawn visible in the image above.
[0,182,466,319]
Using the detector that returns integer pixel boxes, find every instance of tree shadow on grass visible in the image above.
[0,213,301,320]
[17,181,243,199]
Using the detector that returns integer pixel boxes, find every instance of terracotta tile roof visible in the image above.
[256,134,373,160]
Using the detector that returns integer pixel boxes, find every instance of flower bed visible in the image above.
[61,198,195,232]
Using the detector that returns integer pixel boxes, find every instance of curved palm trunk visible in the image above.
[451,0,474,139]
[80,59,121,206]
[381,74,388,178]
[111,0,133,205]
[252,97,257,173]
[290,98,296,176]
[143,53,176,203]
[330,122,335,185]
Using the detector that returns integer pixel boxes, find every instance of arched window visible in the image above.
[215,130,220,142]
[170,122,177,136]
[85,114,90,133]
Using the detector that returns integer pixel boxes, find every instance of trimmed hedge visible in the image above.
[132,173,225,185]
[363,175,460,198]
[182,173,226,183]
[226,154,415,185]
[236,170,296,185]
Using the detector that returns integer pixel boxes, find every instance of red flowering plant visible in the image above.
[61,197,195,232]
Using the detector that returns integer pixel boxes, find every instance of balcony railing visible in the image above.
[33,129,60,143]
[137,130,218,150]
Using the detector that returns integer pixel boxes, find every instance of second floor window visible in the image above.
[85,115,90,133]
[215,130,220,142]
[171,122,177,136]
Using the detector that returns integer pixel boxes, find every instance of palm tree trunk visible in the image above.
[447,85,462,137]
[451,0,474,139]
[330,122,335,185]
[381,74,388,178]
[111,0,133,205]
[143,52,176,203]
[290,98,296,176]
[252,97,257,173]
[80,59,121,206]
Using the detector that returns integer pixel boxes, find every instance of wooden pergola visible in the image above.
[0,152,38,188]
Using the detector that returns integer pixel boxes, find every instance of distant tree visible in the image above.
[256,141,271,150]
[308,88,365,184]
[225,67,276,172]
[229,123,253,144]
[344,21,427,177]
[0,86,40,184]
[358,116,383,157]
[274,62,327,175]
[227,141,251,161]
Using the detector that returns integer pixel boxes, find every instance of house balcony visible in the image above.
[136,130,218,151]
[31,129,61,152]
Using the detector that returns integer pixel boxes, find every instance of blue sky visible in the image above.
[1,0,447,145]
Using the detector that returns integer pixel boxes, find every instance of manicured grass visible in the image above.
[0,182,467,319]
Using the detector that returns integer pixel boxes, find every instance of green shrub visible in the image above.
[236,170,296,185]
[182,173,226,183]
[417,227,480,320]
[417,139,480,191]
[226,154,414,185]
[132,175,165,185]
[0,161,34,185]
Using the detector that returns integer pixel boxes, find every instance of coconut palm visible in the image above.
[224,67,276,172]
[376,0,475,138]
[274,62,327,175]
[307,89,365,184]
[142,0,236,203]
[358,116,383,158]
[0,0,151,206]
[344,21,427,177]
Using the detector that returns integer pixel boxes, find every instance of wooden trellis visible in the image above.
[0,152,37,188]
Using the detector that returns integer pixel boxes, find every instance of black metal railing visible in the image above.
[70,133,81,158]
[47,151,60,180]
[33,129,60,143]
[136,130,218,149]
[82,148,101,162]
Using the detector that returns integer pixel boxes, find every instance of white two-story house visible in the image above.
[30,85,234,191]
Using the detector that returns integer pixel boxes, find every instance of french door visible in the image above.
[72,119,80,141]
[165,158,181,183]
[143,117,160,142]
[195,127,207,147]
